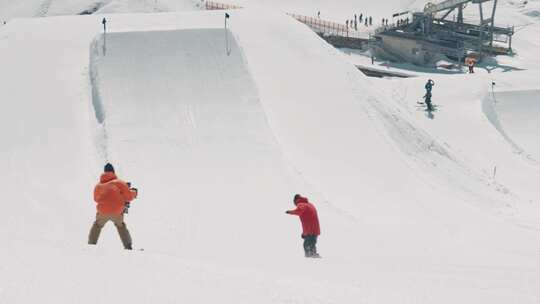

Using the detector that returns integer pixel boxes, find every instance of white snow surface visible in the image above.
[1,1,540,303]
[0,0,199,20]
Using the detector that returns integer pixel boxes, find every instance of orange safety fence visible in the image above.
[288,13,366,39]
[205,1,242,10]
[202,3,366,40]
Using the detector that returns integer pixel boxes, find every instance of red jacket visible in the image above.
[288,196,320,236]
[93,172,136,215]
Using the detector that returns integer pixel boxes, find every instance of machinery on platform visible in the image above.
[372,0,514,66]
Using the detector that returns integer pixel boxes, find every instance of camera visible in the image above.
[123,202,131,214]
[123,182,137,214]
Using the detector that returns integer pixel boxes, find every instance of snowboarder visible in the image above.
[286,194,321,258]
[88,163,138,250]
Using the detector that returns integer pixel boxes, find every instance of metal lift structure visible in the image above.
[373,0,514,65]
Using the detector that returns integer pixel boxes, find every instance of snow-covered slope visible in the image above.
[483,70,540,161]
[89,27,303,261]
[0,0,199,21]
[1,3,540,304]
[492,89,540,157]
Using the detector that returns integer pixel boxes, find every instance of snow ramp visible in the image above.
[489,89,540,159]
[90,28,306,261]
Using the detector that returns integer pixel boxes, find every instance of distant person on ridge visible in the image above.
[88,163,138,250]
[286,194,321,258]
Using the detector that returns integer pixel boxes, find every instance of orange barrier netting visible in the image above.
[202,2,365,40]
[288,13,366,39]
[205,1,242,10]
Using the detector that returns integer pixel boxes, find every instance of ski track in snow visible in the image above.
[89,35,110,163]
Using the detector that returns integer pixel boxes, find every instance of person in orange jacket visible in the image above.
[286,194,321,258]
[88,163,138,250]
[466,57,476,73]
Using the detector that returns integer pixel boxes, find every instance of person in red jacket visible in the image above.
[286,194,321,258]
[88,163,138,250]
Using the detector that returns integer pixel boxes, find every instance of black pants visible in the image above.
[302,235,318,257]
[425,100,433,111]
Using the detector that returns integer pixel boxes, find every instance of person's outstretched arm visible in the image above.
[286,204,306,216]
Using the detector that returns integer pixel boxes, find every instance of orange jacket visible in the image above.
[93,172,137,215]
[466,57,476,67]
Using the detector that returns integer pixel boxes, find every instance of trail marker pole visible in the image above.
[225,13,231,55]
[491,81,496,103]
[102,18,107,56]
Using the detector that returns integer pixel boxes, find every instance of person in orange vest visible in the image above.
[467,57,476,73]
[88,163,138,250]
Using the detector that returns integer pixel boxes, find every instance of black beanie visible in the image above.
[104,163,115,173]
[293,194,301,203]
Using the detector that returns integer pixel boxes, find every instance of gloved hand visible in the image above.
[285,210,291,214]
